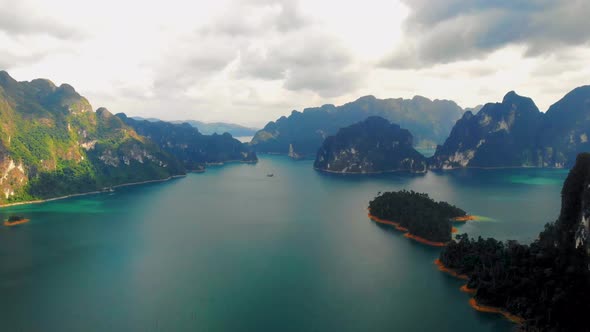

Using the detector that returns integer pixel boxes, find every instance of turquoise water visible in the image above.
[0,156,567,331]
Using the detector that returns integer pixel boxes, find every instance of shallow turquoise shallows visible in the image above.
[0,156,568,332]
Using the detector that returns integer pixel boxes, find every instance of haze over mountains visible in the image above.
[132,117,258,137]
[251,95,464,158]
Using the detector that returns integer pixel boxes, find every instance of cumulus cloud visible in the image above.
[236,32,363,97]
[382,0,590,68]
[199,0,308,37]
[0,0,82,40]
[152,0,362,98]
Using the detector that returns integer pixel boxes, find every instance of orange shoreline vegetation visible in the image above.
[453,215,477,222]
[435,260,525,325]
[434,259,469,280]
[460,284,476,295]
[3,218,30,227]
[452,227,458,233]
[403,233,446,247]
[367,213,444,246]
[469,298,525,325]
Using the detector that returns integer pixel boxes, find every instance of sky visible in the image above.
[1,0,589,127]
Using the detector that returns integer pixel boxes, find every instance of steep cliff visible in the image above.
[0,71,184,204]
[431,87,590,169]
[430,91,543,169]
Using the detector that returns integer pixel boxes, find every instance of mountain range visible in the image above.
[131,117,258,137]
[431,87,590,169]
[251,95,464,158]
[0,71,256,204]
[119,115,257,170]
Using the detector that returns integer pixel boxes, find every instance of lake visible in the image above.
[0,156,569,331]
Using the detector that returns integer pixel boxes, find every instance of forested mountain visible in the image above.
[431,87,590,169]
[118,115,257,170]
[132,117,258,137]
[172,120,258,137]
[0,71,184,204]
[314,116,427,173]
[537,86,590,167]
[439,153,590,331]
[430,91,543,168]
[251,95,463,158]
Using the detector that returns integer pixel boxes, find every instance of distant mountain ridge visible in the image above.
[131,117,258,137]
[431,87,590,169]
[119,115,257,170]
[251,95,464,158]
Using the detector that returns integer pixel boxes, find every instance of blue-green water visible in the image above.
[0,156,568,331]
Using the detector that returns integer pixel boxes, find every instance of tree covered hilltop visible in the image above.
[314,116,427,174]
[439,153,590,331]
[368,190,467,244]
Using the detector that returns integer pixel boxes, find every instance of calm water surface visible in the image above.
[0,156,568,331]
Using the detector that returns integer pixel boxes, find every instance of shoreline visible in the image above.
[460,284,476,295]
[0,174,186,209]
[205,159,258,166]
[433,259,469,280]
[453,215,477,222]
[434,260,524,325]
[431,165,566,171]
[3,218,30,227]
[315,167,427,175]
[468,298,524,324]
[368,213,447,247]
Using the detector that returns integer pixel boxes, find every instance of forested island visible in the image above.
[3,215,29,226]
[438,153,590,331]
[368,190,468,245]
[314,117,427,174]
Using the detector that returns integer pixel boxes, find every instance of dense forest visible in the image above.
[440,153,590,331]
[369,190,467,243]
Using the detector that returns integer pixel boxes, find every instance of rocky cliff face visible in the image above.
[314,116,427,173]
[556,153,590,257]
[252,95,463,158]
[430,91,543,169]
[538,86,590,168]
[117,115,257,170]
[0,71,184,204]
[431,87,590,169]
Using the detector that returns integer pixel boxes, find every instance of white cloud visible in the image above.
[1,0,589,127]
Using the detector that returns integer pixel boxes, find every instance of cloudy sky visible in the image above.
[1,0,589,127]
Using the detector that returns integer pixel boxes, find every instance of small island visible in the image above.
[368,190,468,245]
[3,215,30,227]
